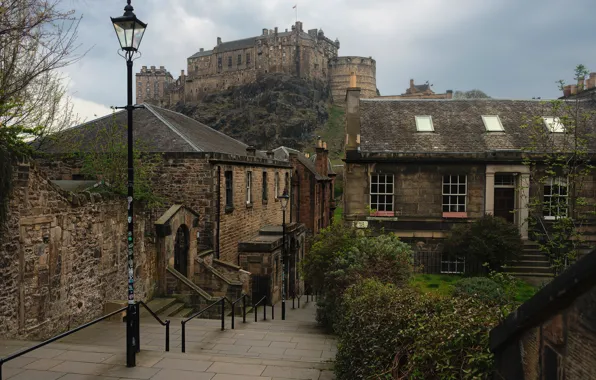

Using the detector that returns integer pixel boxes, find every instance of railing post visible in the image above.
[231,300,235,330]
[165,321,170,352]
[1,360,3,380]
[254,304,257,322]
[298,295,300,309]
[292,293,295,309]
[272,300,275,320]
[264,298,267,321]
[181,321,186,353]
[135,303,141,353]
[243,295,246,324]
[221,298,225,331]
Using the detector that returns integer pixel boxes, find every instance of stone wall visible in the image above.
[215,162,291,265]
[329,56,377,102]
[0,162,157,339]
[492,271,596,379]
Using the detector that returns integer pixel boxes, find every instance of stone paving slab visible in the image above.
[1,301,335,379]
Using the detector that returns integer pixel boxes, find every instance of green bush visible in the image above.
[335,279,504,380]
[302,226,413,331]
[444,215,523,271]
[453,277,505,304]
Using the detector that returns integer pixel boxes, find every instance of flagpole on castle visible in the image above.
[293,4,297,22]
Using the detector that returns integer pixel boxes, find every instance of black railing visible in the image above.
[181,298,225,353]
[0,305,128,380]
[137,301,170,352]
[413,251,485,276]
[228,294,248,330]
[253,296,268,322]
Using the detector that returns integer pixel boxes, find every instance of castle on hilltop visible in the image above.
[136,21,378,106]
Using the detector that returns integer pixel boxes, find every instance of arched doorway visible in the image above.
[174,225,189,276]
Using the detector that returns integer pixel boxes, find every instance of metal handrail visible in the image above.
[228,294,248,329]
[253,296,268,322]
[137,301,170,352]
[0,305,127,380]
[181,297,225,353]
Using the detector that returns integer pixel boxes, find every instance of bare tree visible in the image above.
[0,0,83,226]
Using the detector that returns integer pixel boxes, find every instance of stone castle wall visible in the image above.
[0,162,157,339]
[183,22,340,102]
[329,56,377,102]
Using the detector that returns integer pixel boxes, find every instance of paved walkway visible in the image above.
[1,301,335,380]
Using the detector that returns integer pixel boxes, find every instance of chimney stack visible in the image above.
[345,84,361,151]
[410,79,414,89]
[563,85,572,97]
[274,27,278,35]
[446,90,453,99]
[200,48,204,52]
[246,146,256,156]
[315,141,328,177]
[217,37,222,45]
[266,150,274,159]
[570,84,578,95]
[263,28,268,35]
[578,77,585,92]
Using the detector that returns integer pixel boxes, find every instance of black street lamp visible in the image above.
[278,188,290,320]
[111,0,147,368]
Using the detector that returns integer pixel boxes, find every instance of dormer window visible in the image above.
[482,115,504,132]
[415,116,434,132]
[543,117,565,133]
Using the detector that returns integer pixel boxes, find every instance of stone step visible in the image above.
[507,272,554,278]
[512,260,551,268]
[517,256,550,263]
[174,307,195,318]
[141,298,178,317]
[160,302,186,318]
[504,266,553,275]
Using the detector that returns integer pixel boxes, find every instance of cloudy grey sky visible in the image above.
[64,0,596,121]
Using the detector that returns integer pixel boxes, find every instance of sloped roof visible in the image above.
[359,99,596,154]
[39,103,265,158]
[273,146,328,180]
[189,50,213,58]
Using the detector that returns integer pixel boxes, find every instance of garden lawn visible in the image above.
[333,206,343,223]
[411,273,537,302]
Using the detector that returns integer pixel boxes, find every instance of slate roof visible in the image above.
[359,99,596,154]
[273,146,328,181]
[39,103,266,158]
[189,50,213,58]
[216,37,257,53]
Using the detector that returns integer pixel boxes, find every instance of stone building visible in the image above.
[143,21,377,106]
[135,65,174,105]
[342,85,596,276]
[490,248,596,379]
[273,140,336,235]
[377,79,453,100]
[1,104,310,338]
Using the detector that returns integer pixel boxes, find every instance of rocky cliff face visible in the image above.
[173,73,330,151]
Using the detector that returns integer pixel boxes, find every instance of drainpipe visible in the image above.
[216,166,221,259]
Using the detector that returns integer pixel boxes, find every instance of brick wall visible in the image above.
[0,163,157,339]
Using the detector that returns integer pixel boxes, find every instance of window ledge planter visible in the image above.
[442,212,467,218]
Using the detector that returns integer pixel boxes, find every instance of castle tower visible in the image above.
[329,56,377,103]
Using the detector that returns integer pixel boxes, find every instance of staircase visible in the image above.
[141,297,194,320]
[504,240,554,285]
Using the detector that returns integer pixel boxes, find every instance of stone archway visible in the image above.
[174,224,190,276]
[155,205,200,295]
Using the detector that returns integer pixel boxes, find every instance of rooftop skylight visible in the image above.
[482,115,504,132]
[543,117,565,133]
[415,116,434,132]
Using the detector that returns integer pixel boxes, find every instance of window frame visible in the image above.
[262,171,268,202]
[441,253,466,274]
[246,53,251,64]
[369,174,394,216]
[274,172,280,200]
[246,171,252,204]
[544,177,568,220]
[228,56,232,67]
[442,175,467,217]
[481,115,504,132]
[237,54,242,65]
[543,117,565,133]
[224,170,233,209]
[415,115,434,132]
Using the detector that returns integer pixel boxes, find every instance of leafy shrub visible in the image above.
[302,225,413,331]
[453,277,505,304]
[444,215,523,271]
[335,279,504,380]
